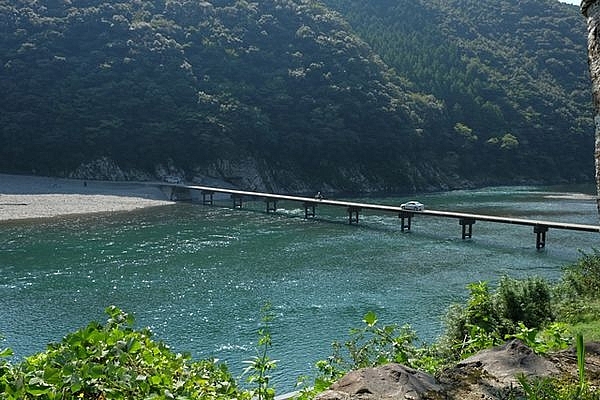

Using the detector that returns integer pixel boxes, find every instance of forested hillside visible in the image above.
[0,0,594,193]
[323,0,593,185]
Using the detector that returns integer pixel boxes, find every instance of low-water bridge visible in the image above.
[162,183,600,249]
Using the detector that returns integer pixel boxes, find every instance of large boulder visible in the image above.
[437,339,558,399]
[315,340,570,400]
[315,363,443,400]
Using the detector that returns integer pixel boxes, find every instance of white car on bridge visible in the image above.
[400,201,424,211]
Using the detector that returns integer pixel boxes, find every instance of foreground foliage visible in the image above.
[242,302,277,400]
[2,252,600,399]
[442,276,559,359]
[0,306,250,400]
[515,333,599,400]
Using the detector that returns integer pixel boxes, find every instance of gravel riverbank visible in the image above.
[0,174,174,221]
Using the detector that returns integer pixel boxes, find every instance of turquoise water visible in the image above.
[1,185,599,391]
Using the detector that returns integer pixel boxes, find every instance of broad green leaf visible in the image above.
[127,338,142,353]
[363,311,377,327]
[26,387,52,396]
[0,348,13,358]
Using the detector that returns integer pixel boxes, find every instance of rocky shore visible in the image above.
[0,174,173,221]
[316,340,600,400]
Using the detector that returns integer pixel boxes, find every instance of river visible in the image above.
[0,185,598,392]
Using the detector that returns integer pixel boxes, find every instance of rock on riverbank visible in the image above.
[316,340,600,400]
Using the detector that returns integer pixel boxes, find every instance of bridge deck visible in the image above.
[179,184,600,233]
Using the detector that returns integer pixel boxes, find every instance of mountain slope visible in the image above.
[322,0,593,183]
[0,0,594,193]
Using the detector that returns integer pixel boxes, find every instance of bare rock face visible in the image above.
[315,363,443,400]
[70,157,154,181]
[582,0,600,212]
[70,157,127,180]
[70,157,155,181]
[450,339,557,383]
[437,339,558,399]
[315,340,565,400]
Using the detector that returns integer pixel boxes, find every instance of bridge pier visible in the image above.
[534,225,548,249]
[398,211,413,232]
[347,206,361,224]
[304,202,316,218]
[265,198,277,213]
[460,218,476,239]
[201,191,214,205]
[168,187,192,201]
[232,194,243,209]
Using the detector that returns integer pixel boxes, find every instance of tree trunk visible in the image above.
[582,0,600,213]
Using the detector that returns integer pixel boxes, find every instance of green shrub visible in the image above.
[560,250,600,300]
[555,250,600,325]
[0,306,250,400]
[508,322,571,355]
[441,281,505,358]
[442,277,555,359]
[344,311,419,369]
[498,275,554,331]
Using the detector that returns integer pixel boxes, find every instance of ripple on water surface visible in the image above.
[0,187,598,391]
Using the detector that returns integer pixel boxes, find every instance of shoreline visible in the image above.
[0,174,174,221]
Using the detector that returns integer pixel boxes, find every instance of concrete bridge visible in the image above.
[160,183,600,249]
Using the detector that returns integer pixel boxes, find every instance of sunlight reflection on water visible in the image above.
[0,185,599,391]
